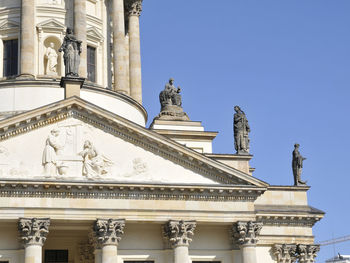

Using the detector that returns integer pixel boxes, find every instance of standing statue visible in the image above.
[59,27,82,77]
[156,78,189,121]
[233,106,250,154]
[42,129,64,176]
[292,143,307,186]
[45,42,58,76]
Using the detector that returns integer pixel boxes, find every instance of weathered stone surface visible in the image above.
[59,28,82,77]
[18,218,50,246]
[163,220,196,247]
[292,143,307,186]
[94,219,126,246]
[233,106,250,155]
[232,221,262,246]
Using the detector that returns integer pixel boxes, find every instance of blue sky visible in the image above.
[139,1,350,262]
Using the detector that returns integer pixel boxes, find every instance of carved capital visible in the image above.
[125,0,142,17]
[297,244,320,263]
[232,221,262,246]
[93,219,125,246]
[18,218,50,247]
[273,244,297,263]
[163,220,196,247]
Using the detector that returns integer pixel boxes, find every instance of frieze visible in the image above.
[0,181,264,201]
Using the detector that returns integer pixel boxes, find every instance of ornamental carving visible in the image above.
[163,220,196,247]
[273,244,297,263]
[93,219,125,246]
[18,218,50,246]
[297,244,320,263]
[232,221,262,246]
[125,0,143,17]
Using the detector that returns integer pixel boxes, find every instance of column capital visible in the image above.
[18,218,50,247]
[163,220,196,247]
[297,244,320,263]
[93,219,125,246]
[273,244,298,263]
[232,221,262,246]
[125,0,143,17]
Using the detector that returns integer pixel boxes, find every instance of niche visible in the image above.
[43,37,62,76]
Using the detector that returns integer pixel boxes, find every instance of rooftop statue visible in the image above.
[59,28,82,77]
[292,143,307,186]
[233,106,250,155]
[156,78,189,121]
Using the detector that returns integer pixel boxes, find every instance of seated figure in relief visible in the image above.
[45,42,58,76]
[79,140,113,180]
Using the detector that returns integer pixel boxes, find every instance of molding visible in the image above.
[0,97,268,187]
[256,215,322,227]
[0,20,19,34]
[87,26,104,43]
[37,18,65,34]
[0,180,265,202]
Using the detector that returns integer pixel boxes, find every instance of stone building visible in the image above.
[0,1,323,263]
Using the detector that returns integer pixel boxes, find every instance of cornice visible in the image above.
[0,97,268,187]
[0,180,265,202]
[256,215,322,227]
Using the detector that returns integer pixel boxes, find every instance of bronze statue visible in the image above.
[59,28,82,77]
[292,143,307,186]
[233,106,250,154]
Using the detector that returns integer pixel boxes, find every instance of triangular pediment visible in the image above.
[0,20,19,32]
[37,19,65,32]
[87,27,104,43]
[0,97,268,188]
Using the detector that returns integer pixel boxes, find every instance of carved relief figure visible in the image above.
[79,140,113,179]
[292,143,307,186]
[42,129,64,176]
[233,106,250,154]
[59,28,82,77]
[45,42,58,75]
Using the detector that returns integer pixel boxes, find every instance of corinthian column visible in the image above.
[297,244,320,263]
[163,220,196,263]
[125,0,143,104]
[18,218,50,263]
[232,221,262,263]
[94,219,126,263]
[112,0,129,94]
[273,244,297,263]
[20,0,35,78]
[74,0,87,78]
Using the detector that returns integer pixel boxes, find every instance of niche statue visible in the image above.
[292,143,307,186]
[59,28,82,77]
[233,106,250,154]
[156,78,189,121]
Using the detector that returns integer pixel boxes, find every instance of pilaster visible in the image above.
[74,0,87,78]
[163,220,196,263]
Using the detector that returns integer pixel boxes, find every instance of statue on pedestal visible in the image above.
[59,28,82,77]
[233,106,250,154]
[292,143,307,186]
[156,78,189,121]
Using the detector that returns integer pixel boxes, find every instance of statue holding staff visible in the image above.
[292,143,307,186]
[233,106,250,154]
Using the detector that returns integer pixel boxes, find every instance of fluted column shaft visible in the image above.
[18,218,50,263]
[126,0,143,104]
[113,0,129,94]
[94,219,125,263]
[20,0,35,77]
[74,0,87,78]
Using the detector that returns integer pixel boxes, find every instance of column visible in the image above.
[74,0,87,78]
[18,218,50,263]
[112,0,129,94]
[232,221,262,263]
[163,220,197,263]
[125,0,143,104]
[93,219,125,263]
[273,244,297,263]
[20,0,35,78]
[297,244,320,263]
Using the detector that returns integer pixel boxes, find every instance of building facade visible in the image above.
[0,1,323,263]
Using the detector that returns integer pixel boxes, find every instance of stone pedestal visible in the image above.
[60,77,85,98]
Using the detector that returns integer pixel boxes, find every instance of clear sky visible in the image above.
[139,1,350,262]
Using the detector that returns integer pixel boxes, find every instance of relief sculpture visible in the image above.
[42,128,65,177]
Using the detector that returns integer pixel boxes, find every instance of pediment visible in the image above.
[87,27,104,43]
[0,97,268,188]
[0,20,19,33]
[37,19,65,32]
